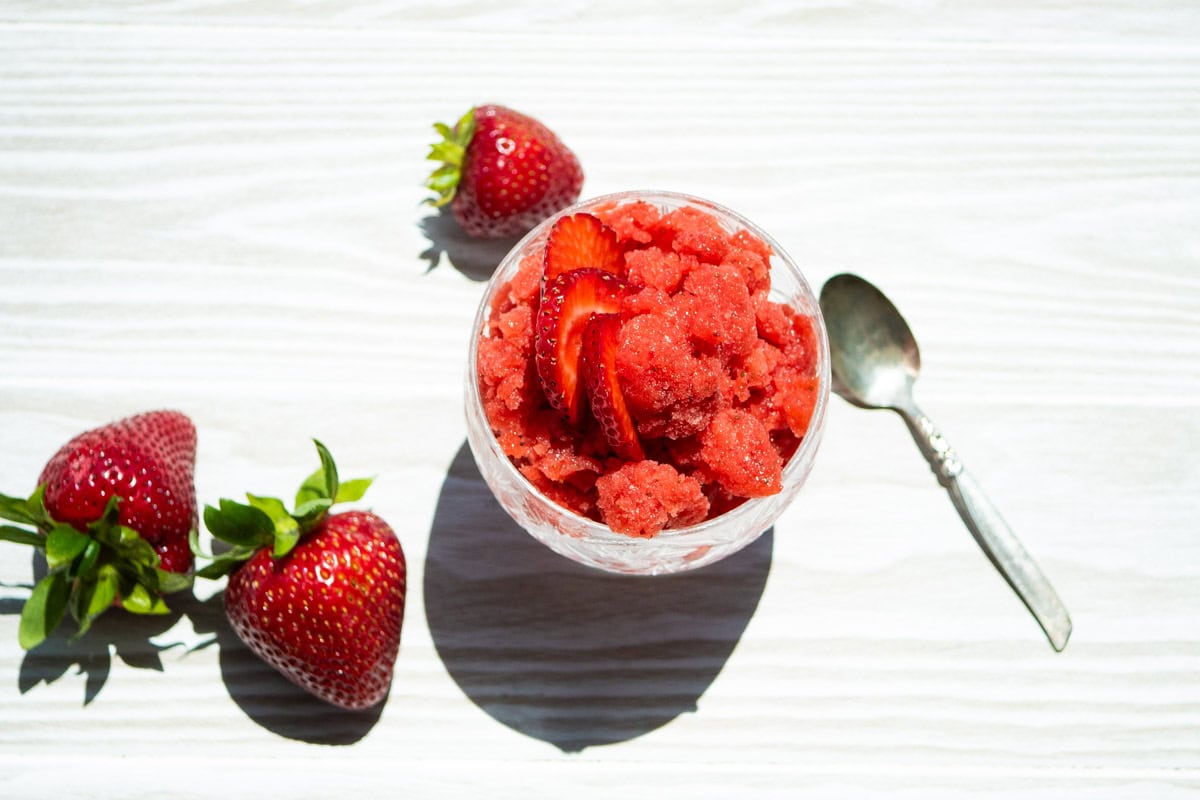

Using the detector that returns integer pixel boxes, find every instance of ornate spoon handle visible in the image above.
[899,403,1073,651]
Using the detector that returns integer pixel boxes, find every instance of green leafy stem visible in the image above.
[0,488,192,650]
[194,440,371,579]
[424,107,475,208]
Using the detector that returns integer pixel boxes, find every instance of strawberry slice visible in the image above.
[581,313,645,461]
[535,268,626,425]
[543,213,625,282]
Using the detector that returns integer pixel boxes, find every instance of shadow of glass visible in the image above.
[425,441,773,752]
[418,206,522,282]
[180,593,384,746]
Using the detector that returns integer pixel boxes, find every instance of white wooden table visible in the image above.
[2,3,1198,797]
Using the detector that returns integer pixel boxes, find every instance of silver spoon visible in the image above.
[819,273,1072,652]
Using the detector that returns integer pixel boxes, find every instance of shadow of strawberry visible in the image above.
[418,207,522,282]
[4,554,385,743]
[3,552,185,705]
[180,591,384,745]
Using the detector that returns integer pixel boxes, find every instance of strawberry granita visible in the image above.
[473,194,824,542]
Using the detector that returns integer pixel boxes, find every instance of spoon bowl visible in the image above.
[819,273,1072,652]
[820,274,923,411]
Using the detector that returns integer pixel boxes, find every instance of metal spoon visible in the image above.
[819,273,1072,651]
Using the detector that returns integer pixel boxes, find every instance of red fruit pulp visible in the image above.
[476,200,821,538]
[581,312,645,462]
[534,268,627,426]
[543,213,625,281]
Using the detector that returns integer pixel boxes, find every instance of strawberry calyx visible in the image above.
[195,440,372,579]
[424,107,476,208]
[0,487,193,650]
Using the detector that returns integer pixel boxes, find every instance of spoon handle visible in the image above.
[900,406,1073,652]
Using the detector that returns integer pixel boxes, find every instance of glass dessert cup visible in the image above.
[465,191,830,575]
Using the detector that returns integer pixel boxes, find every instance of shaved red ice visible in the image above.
[476,200,821,538]
[595,461,709,539]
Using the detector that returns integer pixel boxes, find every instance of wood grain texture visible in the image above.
[1,3,1198,797]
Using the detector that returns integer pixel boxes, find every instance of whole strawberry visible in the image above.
[39,410,198,573]
[0,410,197,649]
[199,441,405,710]
[426,104,583,238]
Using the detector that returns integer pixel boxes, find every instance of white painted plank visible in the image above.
[0,4,1197,797]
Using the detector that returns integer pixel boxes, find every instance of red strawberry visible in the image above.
[426,104,583,238]
[0,410,197,649]
[543,213,624,283]
[581,313,645,461]
[200,441,405,710]
[39,410,197,573]
[535,268,627,425]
